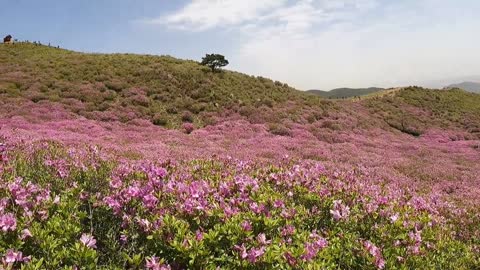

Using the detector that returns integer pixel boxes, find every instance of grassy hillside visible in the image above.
[307,87,384,99]
[0,43,326,127]
[363,87,480,137]
[1,43,480,138]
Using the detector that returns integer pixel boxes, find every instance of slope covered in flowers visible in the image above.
[0,142,478,269]
[0,43,479,269]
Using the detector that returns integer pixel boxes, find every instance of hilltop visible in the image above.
[0,43,322,128]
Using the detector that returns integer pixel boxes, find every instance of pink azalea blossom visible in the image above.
[4,249,23,264]
[256,233,271,245]
[145,256,171,270]
[53,195,60,204]
[247,246,265,263]
[0,213,17,232]
[241,220,252,231]
[273,199,285,208]
[284,252,297,267]
[80,233,97,249]
[120,234,128,243]
[195,230,204,241]
[125,185,141,200]
[109,178,123,189]
[281,225,295,237]
[146,256,160,269]
[104,196,122,213]
[330,200,350,221]
[390,213,399,223]
[409,230,422,244]
[234,244,248,259]
[301,233,328,261]
[142,194,158,209]
[137,218,152,232]
[21,229,32,240]
[364,240,385,269]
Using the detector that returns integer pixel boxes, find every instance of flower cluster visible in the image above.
[0,142,475,269]
[330,200,350,221]
[364,240,386,269]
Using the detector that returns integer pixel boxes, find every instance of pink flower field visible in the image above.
[0,44,478,269]
[0,99,478,269]
[1,100,479,205]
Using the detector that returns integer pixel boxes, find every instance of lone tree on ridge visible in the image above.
[201,54,229,72]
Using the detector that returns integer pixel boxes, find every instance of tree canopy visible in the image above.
[200,54,229,72]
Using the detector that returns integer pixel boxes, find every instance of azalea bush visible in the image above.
[0,142,477,269]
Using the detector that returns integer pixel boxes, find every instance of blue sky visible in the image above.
[1,0,479,90]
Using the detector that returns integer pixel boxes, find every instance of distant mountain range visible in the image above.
[446,82,480,93]
[307,87,385,99]
[308,81,480,99]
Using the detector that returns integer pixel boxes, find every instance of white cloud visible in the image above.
[150,0,374,32]
[148,0,480,89]
[147,0,287,31]
[231,0,480,89]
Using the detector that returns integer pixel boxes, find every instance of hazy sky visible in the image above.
[1,0,479,90]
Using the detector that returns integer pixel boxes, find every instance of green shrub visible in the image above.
[268,123,292,136]
[181,111,194,123]
[152,113,169,126]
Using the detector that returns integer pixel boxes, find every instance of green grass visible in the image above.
[307,87,385,99]
[362,87,480,137]
[0,43,324,127]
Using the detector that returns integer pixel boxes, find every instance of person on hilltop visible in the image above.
[3,35,13,44]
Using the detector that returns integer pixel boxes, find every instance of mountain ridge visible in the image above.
[446,81,480,93]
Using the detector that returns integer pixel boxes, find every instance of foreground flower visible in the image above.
[120,234,128,243]
[80,233,97,249]
[0,213,16,232]
[281,225,295,237]
[301,233,328,261]
[0,140,476,268]
[146,256,160,269]
[21,229,32,240]
[247,247,265,263]
[234,244,248,259]
[390,213,399,223]
[4,249,25,264]
[145,256,171,270]
[195,230,204,241]
[330,200,350,221]
[241,220,252,231]
[256,233,271,245]
[53,195,60,204]
[364,240,385,269]
[284,252,297,267]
